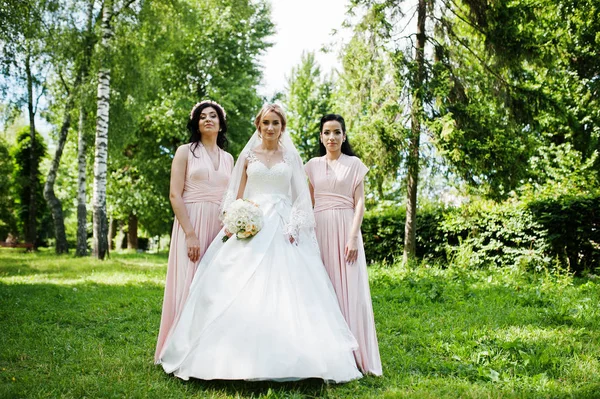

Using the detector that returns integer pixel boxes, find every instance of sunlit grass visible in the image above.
[0,248,166,286]
[1,248,599,398]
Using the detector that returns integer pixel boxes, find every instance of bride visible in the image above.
[157,104,362,382]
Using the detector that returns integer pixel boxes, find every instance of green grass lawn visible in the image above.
[1,248,599,398]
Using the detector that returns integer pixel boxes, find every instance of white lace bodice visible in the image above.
[244,151,293,199]
[219,148,316,246]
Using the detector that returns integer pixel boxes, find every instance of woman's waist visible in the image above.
[245,192,291,204]
[243,193,292,218]
[182,188,225,204]
[313,192,354,212]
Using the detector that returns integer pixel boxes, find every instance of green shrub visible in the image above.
[439,200,550,269]
[362,194,600,274]
[528,194,600,273]
[362,206,404,264]
[362,205,445,264]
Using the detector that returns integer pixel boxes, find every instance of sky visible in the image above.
[257,0,351,98]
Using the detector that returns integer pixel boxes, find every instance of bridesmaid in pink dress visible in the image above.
[154,101,234,362]
[305,114,382,376]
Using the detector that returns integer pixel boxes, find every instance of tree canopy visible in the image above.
[0,0,598,253]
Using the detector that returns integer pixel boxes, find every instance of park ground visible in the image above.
[1,249,599,398]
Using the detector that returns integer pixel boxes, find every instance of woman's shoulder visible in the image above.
[342,154,368,173]
[242,147,258,160]
[344,154,365,165]
[306,156,322,163]
[221,148,234,161]
[306,156,324,166]
[174,143,191,158]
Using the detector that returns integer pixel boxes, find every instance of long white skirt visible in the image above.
[158,194,362,383]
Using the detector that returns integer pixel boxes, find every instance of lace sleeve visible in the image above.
[283,207,314,244]
[282,151,316,245]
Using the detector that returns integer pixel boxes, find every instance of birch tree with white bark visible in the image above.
[92,0,113,259]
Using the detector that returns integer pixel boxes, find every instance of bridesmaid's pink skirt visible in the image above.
[314,208,383,376]
[154,201,222,362]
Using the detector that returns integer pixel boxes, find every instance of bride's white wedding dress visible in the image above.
[158,150,362,382]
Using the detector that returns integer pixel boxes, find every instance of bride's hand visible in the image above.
[186,232,201,263]
[224,229,233,238]
[345,237,359,264]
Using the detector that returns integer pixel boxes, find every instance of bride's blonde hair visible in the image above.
[254,104,287,133]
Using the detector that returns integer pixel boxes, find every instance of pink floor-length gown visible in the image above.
[154,143,233,362]
[305,154,382,376]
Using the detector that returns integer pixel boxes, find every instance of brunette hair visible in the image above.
[187,102,228,156]
[318,114,356,156]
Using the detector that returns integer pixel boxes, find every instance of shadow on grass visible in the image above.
[0,263,43,277]
[176,377,329,398]
[0,281,339,398]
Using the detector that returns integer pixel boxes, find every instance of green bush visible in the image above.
[362,205,445,264]
[438,201,550,269]
[362,206,404,264]
[528,195,600,273]
[362,194,600,274]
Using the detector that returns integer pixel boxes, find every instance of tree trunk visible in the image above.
[76,102,89,256]
[403,0,426,264]
[25,47,37,249]
[127,213,138,250]
[108,217,118,250]
[119,222,126,249]
[92,0,113,259]
[75,0,95,257]
[43,88,75,254]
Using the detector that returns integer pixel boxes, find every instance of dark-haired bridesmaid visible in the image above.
[154,101,234,362]
[305,114,382,376]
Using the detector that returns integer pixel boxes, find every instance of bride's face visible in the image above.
[259,111,282,142]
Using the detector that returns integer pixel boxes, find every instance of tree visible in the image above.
[285,51,333,162]
[0,0,54,248]
[429,0,599,197]
[334,25,405,203]
[92,0,139,259]
[10,127,52,245]
[103,0,274,244]
[43,85,73,253]
[76,0,96,256]
[0,137,17,240]
[404,0,426,262]
[91,0,113,259]
[43,0,99,254]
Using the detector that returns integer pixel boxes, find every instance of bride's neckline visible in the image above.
[249,149,287,170]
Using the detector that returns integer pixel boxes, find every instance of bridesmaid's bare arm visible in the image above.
[170,145,200,262]
[345,181,366,264]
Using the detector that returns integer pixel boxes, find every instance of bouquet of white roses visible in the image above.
[222,199,263,242]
